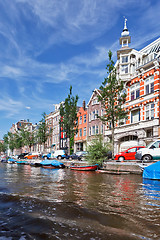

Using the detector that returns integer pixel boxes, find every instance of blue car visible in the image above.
[42,153,51,159]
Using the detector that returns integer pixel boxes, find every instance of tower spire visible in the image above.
[121,17,129,37]
[120,17,131,47]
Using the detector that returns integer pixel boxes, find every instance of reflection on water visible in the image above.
[0,163,160,239]
[142,179,160,205]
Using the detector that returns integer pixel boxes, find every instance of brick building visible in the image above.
[74,100,87,152]
[105,18,160,154]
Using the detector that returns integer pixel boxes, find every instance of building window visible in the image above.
[89,113,91,122]
[96,110,99,119]
[96,125,99,134]
[131,109,140,123]
[92,126,95,135]
[146,103,154,120]
[101,109,104,116]
[79,116,82,124]
[145,76,154,95]
[122,56,128,63]
[146,129,153,138]
[121,64,128,74]
[92,98,98,105]
[130,83,140,101]
[131,91,134,100]
[84,114,86,123]
[89,127,91,136]
[79,128,82,137]
[101,125,103,134]
[92,111,96,120]
[83,127,86,136]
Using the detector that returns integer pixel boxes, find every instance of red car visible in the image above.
[114,146,145,162]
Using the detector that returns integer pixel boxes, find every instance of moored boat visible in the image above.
[8,158,17,164]
[143,161,160,180]
[16,160,28,164]
[40,159,65,169]
[69,164,99,171]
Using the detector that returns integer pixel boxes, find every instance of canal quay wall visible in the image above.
[62,160,143,175]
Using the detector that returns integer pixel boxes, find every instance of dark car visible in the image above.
[17,152,29,159]
[66,153,80,160]
[67,151,88,160]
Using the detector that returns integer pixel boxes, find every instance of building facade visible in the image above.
[74,101,87,152]
[87,89,106,143]
[105,19,160,154]
[45,103,64,153]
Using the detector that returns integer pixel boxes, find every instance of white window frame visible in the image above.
[131,109,140,123]
[121,55,128,63]
[79,116,82,124]
[130,83,140,101]
[121,64,129,74]
[145,76,154,95]
[92,126,95,135]
[145,103,154,120]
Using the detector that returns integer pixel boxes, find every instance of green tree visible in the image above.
[60,86,79,154]
[37,112,52,151]
[17,127,35,152]
[24,130,35,152]
[14,131,23,151]
[98,50,128,158]
[3,132,15,154]
[0,141,7,153]
[86,135,112,166]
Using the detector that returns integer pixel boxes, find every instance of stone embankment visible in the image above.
[62,159,143,175]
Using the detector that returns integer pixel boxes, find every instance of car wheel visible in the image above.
[118,156,125,162]
[57,156,62,160]
[69,157,72,160]
[142,154,152,162]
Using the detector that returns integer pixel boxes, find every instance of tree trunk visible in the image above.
[68,138,70,155]
[111,124,115,160]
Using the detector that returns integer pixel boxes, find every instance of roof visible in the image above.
[140,37,160,55]
[87,88,102,106]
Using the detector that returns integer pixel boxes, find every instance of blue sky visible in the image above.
[0,0,160,139]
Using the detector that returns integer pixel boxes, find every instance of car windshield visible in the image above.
[146,141,160,149]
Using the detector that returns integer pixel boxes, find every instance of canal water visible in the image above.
[0,163,160,240]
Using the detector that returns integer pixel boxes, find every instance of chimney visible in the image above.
[83,100,86,110]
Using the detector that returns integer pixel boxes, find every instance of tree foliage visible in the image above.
[3,132,16,154]
[86,135,112,166]
[98,50,128,157]
[37,112,52,150]
[0,141,7,153]
[60,86,79,154]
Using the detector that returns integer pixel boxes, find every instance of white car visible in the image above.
[135,140,160,161]
[51,150,67,160]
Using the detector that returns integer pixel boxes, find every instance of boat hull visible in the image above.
[70,164,98,171]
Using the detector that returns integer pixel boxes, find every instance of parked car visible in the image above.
[135,140,160,162]
[66,152,81,160]
[115,146,145,162]
[76,151,88,160]
[42,153,51,159]
[24,152,39,159]
[51,150,67,160]
[17,152,29,159]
